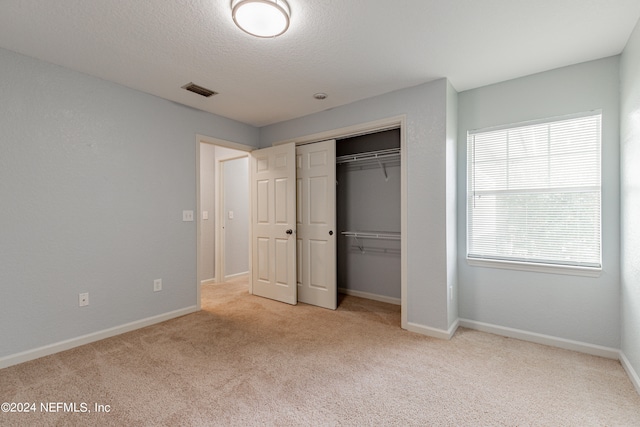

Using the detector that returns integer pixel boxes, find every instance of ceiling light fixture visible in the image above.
[232,0,290,38]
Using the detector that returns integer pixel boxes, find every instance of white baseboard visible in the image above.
[458,318,620,359]
[338,287,401,305]
[224,271,249,280]
[0,306,198,370]
[406,318,459,340]
[620,351,640,395]
[200,278,216,285]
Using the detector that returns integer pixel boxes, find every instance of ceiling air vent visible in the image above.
[182,82,218,98]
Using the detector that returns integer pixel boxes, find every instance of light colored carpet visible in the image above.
[1,279,639,426]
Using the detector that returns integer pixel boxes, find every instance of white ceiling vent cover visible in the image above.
[182,82,218,98]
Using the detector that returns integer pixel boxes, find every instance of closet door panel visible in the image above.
[296,140,337,310]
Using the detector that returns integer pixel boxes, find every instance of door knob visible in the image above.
[329,230,334,236]
[286,229,293,235]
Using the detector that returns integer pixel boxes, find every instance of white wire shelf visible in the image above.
[335,148,400,165]
[336,148,400,181]
[341,231,401,240]
[341,231,401,254]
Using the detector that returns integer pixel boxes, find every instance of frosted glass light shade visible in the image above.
[232,0,290,38]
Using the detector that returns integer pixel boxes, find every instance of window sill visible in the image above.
[466,257,602,277]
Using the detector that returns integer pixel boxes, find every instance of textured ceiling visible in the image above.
[0,0,639,127]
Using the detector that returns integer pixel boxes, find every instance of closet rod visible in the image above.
[348,245,401,255]
[335,148,400,165]
[342,231,401,254]
[341,231,401,241]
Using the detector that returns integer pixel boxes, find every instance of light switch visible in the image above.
[228,210,234,220]
[202,211,209,220]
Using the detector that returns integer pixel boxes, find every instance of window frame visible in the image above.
[466,111,603,277]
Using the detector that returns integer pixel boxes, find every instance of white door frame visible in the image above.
[196,134,254,310]
[271,115,408,329]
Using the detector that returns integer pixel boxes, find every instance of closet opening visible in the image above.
[336,128,401,306]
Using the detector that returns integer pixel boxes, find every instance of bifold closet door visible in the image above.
[296,140,337,310]
[250,143,297,305]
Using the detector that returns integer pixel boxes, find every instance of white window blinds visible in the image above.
[467,112,602,269]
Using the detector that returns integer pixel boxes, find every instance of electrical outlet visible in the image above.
[154,279,162,292]
[79,292,89,307]
[182,210,194,222]
[202,211,209,220]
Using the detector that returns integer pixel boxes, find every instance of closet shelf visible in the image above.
[336,148,400,181]
[341,231,401,241]
[342,231,400,254]
[336,148,400,165]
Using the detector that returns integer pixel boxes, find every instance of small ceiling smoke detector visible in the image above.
[182,82,218,98]
[313,93,328,100]
[232,0,290,38]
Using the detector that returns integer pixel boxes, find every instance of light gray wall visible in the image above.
[0,47,259,359]
[199,143,216,282]
[261,79,458,332]
[621,18,640,382]
[223,157,249,277]
[457,57,621,348]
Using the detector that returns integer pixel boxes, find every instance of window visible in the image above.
[467,112,602,273]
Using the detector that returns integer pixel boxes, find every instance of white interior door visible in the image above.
[296,140,337,309]
[250,143,297,305]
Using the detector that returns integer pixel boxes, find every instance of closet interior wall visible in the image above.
[336,129,401,301]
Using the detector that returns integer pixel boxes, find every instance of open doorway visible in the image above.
[196,135,253,309]
[218,155,249,282]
